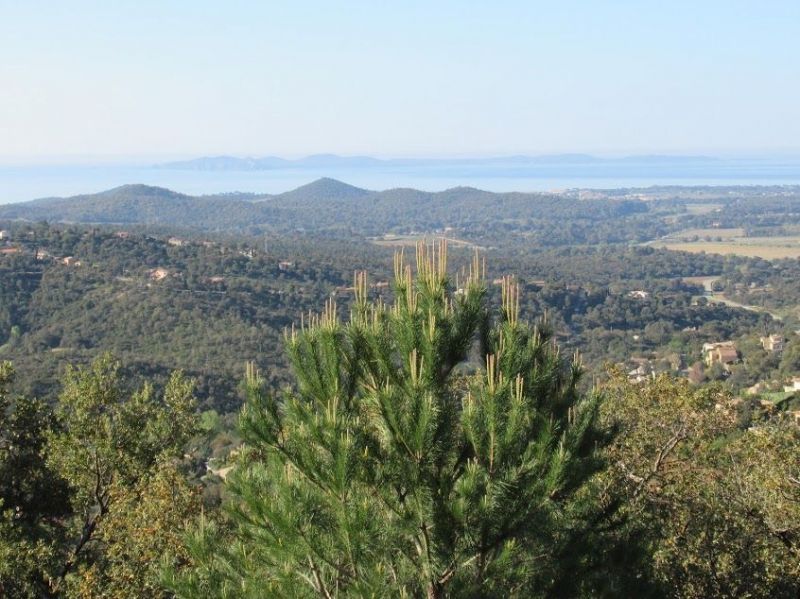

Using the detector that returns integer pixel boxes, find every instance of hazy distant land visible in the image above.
[3,154,800,204]
[155,153,721,171]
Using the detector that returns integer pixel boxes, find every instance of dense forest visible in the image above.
[1,242,798,597]
[2,184,800,596]
[4,180,800,249]
[0,222,789,409]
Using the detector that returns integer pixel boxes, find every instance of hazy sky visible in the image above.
[2,0,799,162]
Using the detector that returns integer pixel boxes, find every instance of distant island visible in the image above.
[156,153,720,171]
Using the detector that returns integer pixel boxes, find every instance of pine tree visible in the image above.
[171,242,607,597]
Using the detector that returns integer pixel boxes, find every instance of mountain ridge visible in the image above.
[0,177,649,243]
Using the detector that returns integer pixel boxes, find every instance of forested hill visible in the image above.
[1,221,779,412]
[0,178,650,244]
[0,184,264,230]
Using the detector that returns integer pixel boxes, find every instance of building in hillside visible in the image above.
[760,334,785,352]
[0,247,21,255]
[703,341,739,367]
[783,377,800,393]
[278,260,294,271]
[149,267,170,281]
[0,230,8,240]
[628,362,654,384]
[61,256,81,266]
[167,237,186,247]
[628,290,650,299]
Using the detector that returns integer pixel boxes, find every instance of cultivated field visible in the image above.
[652,239,800,259]
[651,226,800,259]
[684,203,724,215]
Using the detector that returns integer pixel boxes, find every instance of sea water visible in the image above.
[2,159,800,204]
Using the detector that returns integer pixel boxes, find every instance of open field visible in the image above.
[652,240,800,259]
[684,203,724,215]
[652,228,800,259]
[662,227,745,240]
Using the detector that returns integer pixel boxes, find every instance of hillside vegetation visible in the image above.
[0,179,649,245]
[0,217,798,597]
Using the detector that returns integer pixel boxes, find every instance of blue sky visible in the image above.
[1,0,799,162]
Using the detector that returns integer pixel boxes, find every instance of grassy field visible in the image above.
[652,240,800,259]
[684,203,724,215]
[661,227,745,240]
[652,227,800,259]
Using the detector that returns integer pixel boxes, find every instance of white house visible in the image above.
[784,377,800,393]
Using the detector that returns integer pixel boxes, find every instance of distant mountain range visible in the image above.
[156,154,719,171]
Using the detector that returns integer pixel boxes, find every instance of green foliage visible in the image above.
[70,464,200,599]
[0,181,651,246]
[0,503,60,599]
[0,363,70,524]
[602,373,800,598]
[170,244,609,597]
[0,355,199,597]
[0,362,69,596]
[0,223,383,410]
[47,355,199,596]
[1,222,777,410]
[49,355,196,496]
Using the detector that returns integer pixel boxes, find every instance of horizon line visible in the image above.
[6,150,800,168]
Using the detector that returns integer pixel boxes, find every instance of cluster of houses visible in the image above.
[623,334,800,426]
[148,260,296,284]
[625,333,791,382]
[701,334,786,369]
[0,233,82,266]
